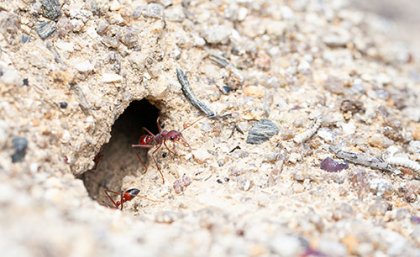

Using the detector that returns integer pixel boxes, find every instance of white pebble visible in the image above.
[73,59,94,73]
[202,25,232,44]
[317,128,335,143]
[101,73,123,83]
[270,235,302,256]
[192,149,212,164]
[341,122,356,135]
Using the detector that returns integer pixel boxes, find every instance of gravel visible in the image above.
[0,0,419,256]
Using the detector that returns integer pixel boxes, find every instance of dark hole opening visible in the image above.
[80,99,160,207]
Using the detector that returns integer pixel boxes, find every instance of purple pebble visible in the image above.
[411,216,420,224]
[320,157,349,172]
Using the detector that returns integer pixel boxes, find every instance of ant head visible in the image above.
[167,130,190,148]
[167,130,182,141]
[126,188,140,197]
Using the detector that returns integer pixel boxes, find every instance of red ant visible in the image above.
[131,116,204,183]
[104,188,158,210]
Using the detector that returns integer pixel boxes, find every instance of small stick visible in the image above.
[208,53,243,83]
[176,68,217,118]
[293,119,321,144]
[386,156,420,173]
[329,146,397,174]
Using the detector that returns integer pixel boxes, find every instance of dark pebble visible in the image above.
[59,101,68,109]
[222,85,232,94]
[11,137,28,163]
[320,157,349,172]
[36,21,57,39]
[246,119,279,144]
[41,0,61,21]
[21,35,31,43]
[22,78,29,86]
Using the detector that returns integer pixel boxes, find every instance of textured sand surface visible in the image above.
[0,0,419,256]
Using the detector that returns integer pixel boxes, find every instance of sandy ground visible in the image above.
[0,0,419,257]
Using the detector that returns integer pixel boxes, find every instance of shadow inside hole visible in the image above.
[80,99,160,207]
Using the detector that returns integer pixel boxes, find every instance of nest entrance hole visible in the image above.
[80,99,160,208]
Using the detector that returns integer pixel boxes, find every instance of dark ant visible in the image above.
[104,188,158,210]
[132,116,203,183]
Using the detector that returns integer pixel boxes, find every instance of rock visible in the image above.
[243,85,264,98]
[237,178,252,191]
[144,3,164,19]
[320,157,349,172]
[318,239,347,257]
[101,73,122,83]
[324,76,345,94]
[368,199,391,216]
[341,122,356,135]
[246,119,279,144]
[56,17,74,38]
[0,64,21,86]
[270,235,303,256]
[192,149,212,164]
[36,20,56,39]
[317,128,334,143]
[0,121,8,148]
[288,153,302,164]
[412,124,420,140]
[165,6,185,22]
[368,134,393,149]
[323,28,351,47]
[41,0,61,21]
[202,25,232,44]
[11,137,28,163]
[72,59,94,73]
[340,100,365,115]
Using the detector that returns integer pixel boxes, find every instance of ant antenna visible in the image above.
[181,116,205,132]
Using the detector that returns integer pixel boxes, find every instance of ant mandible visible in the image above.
[104,188,159,210]
[131,116,204,183]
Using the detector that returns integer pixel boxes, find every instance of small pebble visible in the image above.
[59,102,68,109]
[410,216,420,224]
[202,25,232,44]
[41,0,61,21]
[317,128,335,143]
[0,65,21,86]
[101,73,122,83]
[270,235,303,256]
[246,119,279,144]
[192,149,212,164]
[368,199,391,216]
[173,174,192,194]
[155,211,179,224]
[144,3,164,19]
[11,137,28,163]
[320,157,349,172]
[36,20,57,39]
[73,60,94,73]
[21,34,31,43]
[237,178,252,191]
[340,100,365,115]
[22,78,29,86]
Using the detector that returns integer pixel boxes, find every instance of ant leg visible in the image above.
[120,192,124,210]
[152,143,165,183]
[137,194,162,203]
[132,144,154,148]
[104,189,119,209]
[136,152,148,172]
[163,140,177,159]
